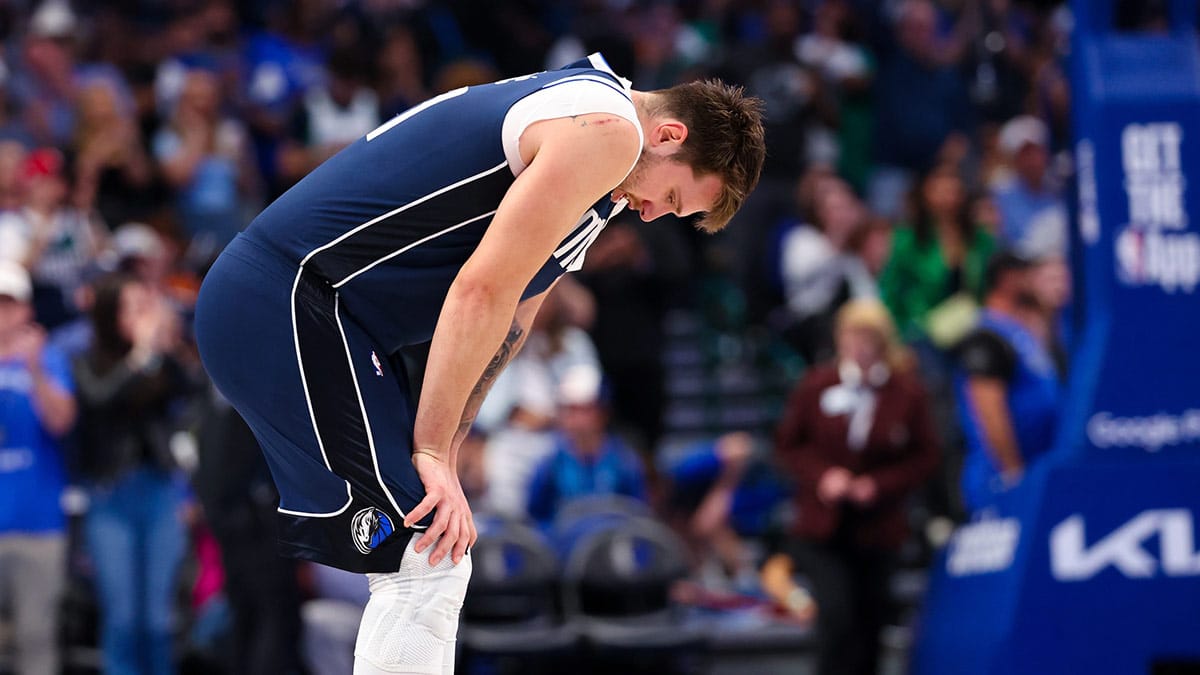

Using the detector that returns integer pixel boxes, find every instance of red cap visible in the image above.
[22,147,64,181]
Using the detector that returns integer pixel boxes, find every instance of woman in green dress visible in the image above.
[880,163,996,347]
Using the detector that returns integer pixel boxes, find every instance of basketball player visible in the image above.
[193,54,764,674]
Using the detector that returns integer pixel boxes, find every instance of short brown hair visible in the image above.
[650,80,765,233]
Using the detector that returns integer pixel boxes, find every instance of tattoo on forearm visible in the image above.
[454,319,529,442]
[455,417,474,440]
[473,322,523,395]
[453,323,523,440]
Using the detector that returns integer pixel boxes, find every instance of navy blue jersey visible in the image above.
[244,55,636,353]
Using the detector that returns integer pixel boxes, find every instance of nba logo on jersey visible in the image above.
[371,351,383,377]
[351,507,395,555]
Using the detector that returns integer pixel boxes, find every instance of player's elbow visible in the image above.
[449,272,521,310]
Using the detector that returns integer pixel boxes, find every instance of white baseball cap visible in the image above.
[558,364,604,406]
[112,222,165,261]
[29,0,77,39]
[999,115,1049,156]
[0,260,31,302]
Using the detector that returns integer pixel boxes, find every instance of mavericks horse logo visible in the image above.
[352,507,395,555]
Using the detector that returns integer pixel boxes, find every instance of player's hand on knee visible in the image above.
[405,450,474,567]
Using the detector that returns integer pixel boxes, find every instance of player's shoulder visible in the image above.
[525,113,640,177]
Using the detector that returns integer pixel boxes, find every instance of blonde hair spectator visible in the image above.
[835,298,913,373]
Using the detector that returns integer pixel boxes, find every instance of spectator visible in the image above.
[191,393,302,675]
[486,276,598,432]
[850,214,893,278]
[795,0,875,192]
[868,0,972,218]
[990,114,1067,257]
[0,260,76,675]
[1027,253,1072,369]
[0,141,30,210]
[71,77,154,228]
[775,298,940,675]
[46,223,174,364]
[276,48,382,190]
[662,432,788,590]
[0,147,108,328]
[714,0,828,308]
[956,0,1038,126]
[881,163,996,346]
[577,216,691,454]
[73,274,192,675]
[15,1,80,148]
[954,252,1062,513]
[626,3,706,90]
[111,222,172,290]
[777,177,877,365]
[526,364,648,528]
[153,67,257,248]
[240,0,331,197]
[375,24,430,118]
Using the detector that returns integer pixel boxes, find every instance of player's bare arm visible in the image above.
[405,112,641,566]
[445,282,554,470]
[421,285,552,560]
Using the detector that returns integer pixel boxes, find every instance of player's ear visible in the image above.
[650,120,687,148]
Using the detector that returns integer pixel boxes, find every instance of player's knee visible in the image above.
[354,540,472,674]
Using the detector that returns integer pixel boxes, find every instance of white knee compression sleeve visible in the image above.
[353,536,472,675]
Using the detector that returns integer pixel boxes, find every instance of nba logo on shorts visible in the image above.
[371,351,383,377]
[351,507,395,555]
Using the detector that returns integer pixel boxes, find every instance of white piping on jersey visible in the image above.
[277,502,354,518]
[280,265,355,519]
[587,52,627,85]
[332,208,499,289]
[541,73,631,101]
[299,160,508,269]
[560,219,607,272]
[554,197,628,272]
[332,293,426,530]
[554,215,603,258]
[367,86,468,142]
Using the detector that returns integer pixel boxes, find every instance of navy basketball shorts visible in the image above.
[195,233,428,573]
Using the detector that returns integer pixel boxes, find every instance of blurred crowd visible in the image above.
[0,0,1162,673]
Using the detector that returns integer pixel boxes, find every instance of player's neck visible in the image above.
[630,90,658,135]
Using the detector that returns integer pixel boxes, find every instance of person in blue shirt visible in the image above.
[526,364,647,528]
[0,260,77,675]
[661,432,789,589]
[991,115,1067,258]
[954,252,1062,513]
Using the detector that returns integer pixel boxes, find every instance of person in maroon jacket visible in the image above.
[774,298,940,675]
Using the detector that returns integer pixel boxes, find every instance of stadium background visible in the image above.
[0,0,1195,674]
